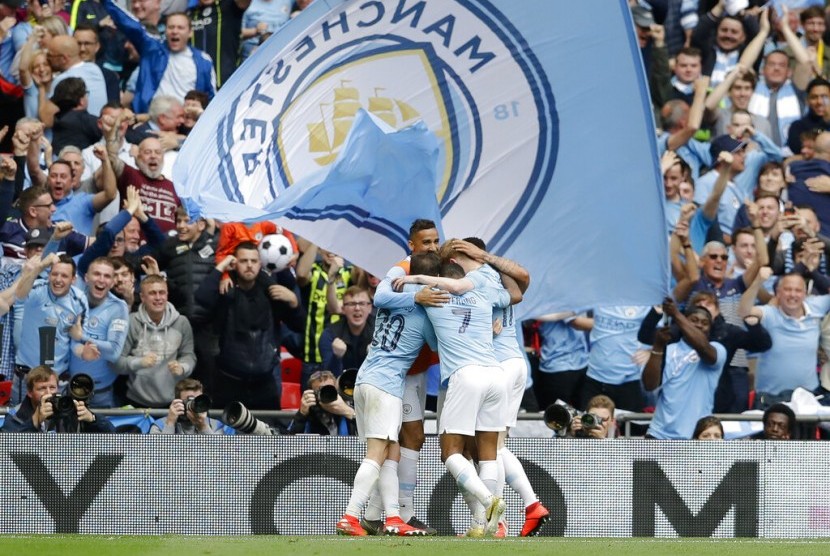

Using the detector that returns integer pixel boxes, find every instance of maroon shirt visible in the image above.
[118,164,179,234]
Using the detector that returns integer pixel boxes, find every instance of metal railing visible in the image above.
[4,407,828,438]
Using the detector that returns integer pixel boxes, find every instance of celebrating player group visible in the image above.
[336,219,550,538]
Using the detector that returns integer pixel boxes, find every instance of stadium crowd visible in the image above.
[0,0,829,536]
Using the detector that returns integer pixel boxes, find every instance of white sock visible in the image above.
[446,453,492,507]
[398,447,419,521]
[478,459,498,496]
[500,447,538,507]
[364,485,383,521]
[461,488,485,523]
[496,451,506,497]
[380,459,400,519]
[346,459,381,516]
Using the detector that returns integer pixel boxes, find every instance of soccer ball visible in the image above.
[258,234,294,272]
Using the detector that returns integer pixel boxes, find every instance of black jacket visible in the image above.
[1,397,115,433]
[318,317,374,377]
[156,230,218,323]
[195,268,305,377]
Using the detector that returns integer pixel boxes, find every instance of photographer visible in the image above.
[286,370,356,435]
[567,395,617,439]
[2,366,114,433]
[149,379,225,435]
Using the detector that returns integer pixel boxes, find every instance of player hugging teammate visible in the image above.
[337,220,549,538]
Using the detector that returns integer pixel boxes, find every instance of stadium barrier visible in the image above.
[0,435,827,537]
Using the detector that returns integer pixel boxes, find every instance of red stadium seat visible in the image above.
[281,382,302,410]
[281,357,302,384]
[0,381,10,406]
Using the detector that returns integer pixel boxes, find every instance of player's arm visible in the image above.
[499,272,523,305]
[449,239,530,293]
[394,274,474,294]
[373,266,416,309]
[375,265,449,308]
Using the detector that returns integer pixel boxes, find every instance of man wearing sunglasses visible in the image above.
[677,179,769,412]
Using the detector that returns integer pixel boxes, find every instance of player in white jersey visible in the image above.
[396,242,522,537]
[451,238,550,537]
[336,253,439,537]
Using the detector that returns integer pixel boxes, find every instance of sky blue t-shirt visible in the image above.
[425,269,510,385]
[756,296,830,394]
[657,133,711,181]
[373,261,417,310]
[647,339,727,440]
[473,264,524,362]
[356,285,436,399]
[69,291,129,389]
[539,319,589,373]
[53,191,97,237]
[15,282,89,371]
[586,306,650,384]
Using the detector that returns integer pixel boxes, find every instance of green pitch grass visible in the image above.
[2,536,830,556]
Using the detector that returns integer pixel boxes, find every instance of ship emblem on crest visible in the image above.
[307,80,423,166]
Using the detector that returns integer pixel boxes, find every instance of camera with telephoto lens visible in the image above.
[544,400,578,433]
[315,368,358,405]
[178,394,211,423]
[316,385,338,404]
[47,373,94,417]
[223,401,276,436]
[338,368,357,403]
[544,400,601,438]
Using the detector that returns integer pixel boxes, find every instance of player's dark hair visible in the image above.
[439,261,464,279]
[184,90,209,109]
[676,46,701,60]
[462,237,486,250]
[110,256,134,273]
[343,285,369,299]
[410,252,440,276]
[689,291,718,309]
[409,219,437,240]
[49,159,74,177]
[74,24,99,39]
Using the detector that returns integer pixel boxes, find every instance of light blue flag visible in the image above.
[180,109,444,254]
[174,0,668,318]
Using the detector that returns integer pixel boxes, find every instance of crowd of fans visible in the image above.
[545,0,830,441]
[0,0,829,440]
